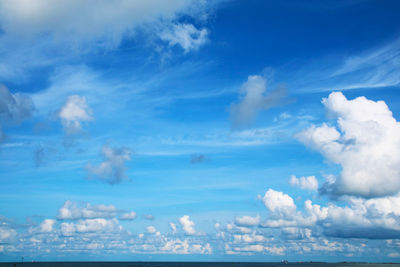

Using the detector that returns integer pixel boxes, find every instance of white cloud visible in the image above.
[160,23,208,53]
[58,95,93,136]
[234,244,264,253]
[233,233,265,243]
[71,218,121,234]
[0,1,213,82]
[289,175,318,191]
[0,207,221,257]
[260,189,328,230]
[297,91,400,198]
[223,222,254,235]
[322,194,400,239]
[57,200,117,220]
[0,227,17,242]
[159,238,212,254]
[218,218,371,256]
[289,38,400,93]
[0,0,202,46]
[262,189,296,217]
[60,222,75,236]
[234,215,260,227]
[146,226,157,234]
[331,38,400,89]
[179,215,196,235]
[119,211,137,221]
[259,188,400,239]
[230,243,285,255]
[230,75,287,128]
[38,219,56,233]
[169,222,177,234]
[0,199,397,258]
[86,145,132,184]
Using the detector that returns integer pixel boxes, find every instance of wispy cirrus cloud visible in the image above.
[291,38,400,93]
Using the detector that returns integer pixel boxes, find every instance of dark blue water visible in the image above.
[0,262,399,267]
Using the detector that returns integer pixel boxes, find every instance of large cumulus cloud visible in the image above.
[297,91,400,198]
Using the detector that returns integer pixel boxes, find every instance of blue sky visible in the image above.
[1,0,400,262]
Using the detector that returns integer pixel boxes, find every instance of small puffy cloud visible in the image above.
[169,222,177,234]
[190,153,207,164]
[1,207,223,257]
[262,189,296,217]
[297,92,400,198]
[0,227,17,242]
[234,215,260,227]
[61,218,122,235]
[144,214,155,220]
[289,175,318,191]
[179,215,196,235]
[258,189,326,230]
[0,85,34,142]
[226,223,253,234]
[57,200,117,220]
[230,75,288,129]
[229,243,285,255]
[119,211,136,221]
[146,226,157,234]
[234,244,264,253]
[159,238,212,254]
[60,222,75,236]
[233,233,265,243]
[160,23,208,53]
[28,218,57,235]
[38,219,56,233]
[86,145,132,184]
[58,95,93,136]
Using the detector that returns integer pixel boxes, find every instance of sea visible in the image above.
[0,262,399,267]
